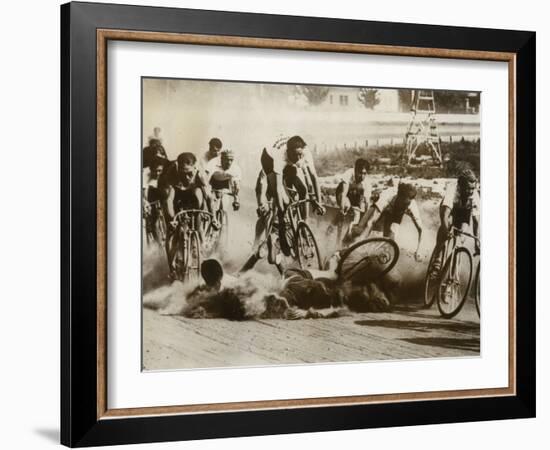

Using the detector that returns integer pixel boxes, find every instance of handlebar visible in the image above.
[340,205,363,216]
[212,189,237,198]
[284,197,324,216]
[173,209,215,223]
[450,226,479,244]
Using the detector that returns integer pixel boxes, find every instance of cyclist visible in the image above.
[200,137,223,169]
[143,136,168,170]
[253,169,272,250]
[187,244,394,320]
[205,149,242,211]
[328,158,372,239]
[159,152,218,268]
[431,168,480,272]
[142,159,165,240]
[260,135,325,254]
[354,182,424,261]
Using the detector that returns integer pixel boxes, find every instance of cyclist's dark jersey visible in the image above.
[145,182,163,204]
[143,142,168,169]
[210,178,230,191]
[159,162,207,212]
[336,182,365,207]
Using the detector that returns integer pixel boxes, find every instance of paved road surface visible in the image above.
[143,300,480,370]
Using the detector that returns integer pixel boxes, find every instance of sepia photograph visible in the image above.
[141,77,481,371]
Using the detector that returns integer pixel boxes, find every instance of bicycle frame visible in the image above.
[168,209,214,279]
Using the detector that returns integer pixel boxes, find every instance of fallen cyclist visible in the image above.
[179,238,398,320]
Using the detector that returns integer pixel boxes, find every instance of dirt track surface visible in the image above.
[142,301,480,370]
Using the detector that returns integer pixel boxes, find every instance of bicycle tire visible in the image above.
[474,261,480,317]
[186,231,202,282]
[215,210,228,253]
[295,222,322,270]
[155,214,167,245]
[437,247,473,319]
[337,237,399,283]
[172,228,188,281]
[423,245,444,308]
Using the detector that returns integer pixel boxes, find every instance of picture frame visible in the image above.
[61,1,535,447]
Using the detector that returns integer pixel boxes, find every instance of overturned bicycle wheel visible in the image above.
[337,237,399,283]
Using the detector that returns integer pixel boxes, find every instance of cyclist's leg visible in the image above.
[431,224,448,275]
[284,165,308,218]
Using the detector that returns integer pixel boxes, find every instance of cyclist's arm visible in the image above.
[255,171,268,207]
[232,179,240,196]
[271,172,286,212]
[472,213,479,238]
[338,182,350,210]
[472,213,480,253]
[440,205,452,233]
[231,165,242,196]
[411,214,423,255]
[354,204,380,238]
[306,165,322,204]
[163,186,175,221]
[408,201,423,258]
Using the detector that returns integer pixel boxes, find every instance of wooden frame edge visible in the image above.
[95,28,517,420]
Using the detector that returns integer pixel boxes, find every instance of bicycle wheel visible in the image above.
[186,231,202,282]
[423,246,445,308]
[474,261,480,316]
[295,222,322,270]
[338,237,399,283]
[172,229,188,281]
[215,210,228,253]
[154,214,167,245]
[437,247,473,319]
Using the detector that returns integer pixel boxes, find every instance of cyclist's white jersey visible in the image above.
[204,156,242,183]
[373,187,423,226]
[441,181,480,232]
[266,135,316,176]
[200,150,218,172]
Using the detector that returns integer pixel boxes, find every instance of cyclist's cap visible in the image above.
[209,137,222,148]
[201,259,224,287]
[221,149,234,159]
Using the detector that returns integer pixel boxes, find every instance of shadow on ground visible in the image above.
[354,318,479,334]
[401,336,480,352]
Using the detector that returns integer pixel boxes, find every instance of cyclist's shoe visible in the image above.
[211,220,221,231]
[267,233,282,265]
[232,201,240,211]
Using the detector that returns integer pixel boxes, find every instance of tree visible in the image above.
[357,88,380,109]
[298,86,330,105]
